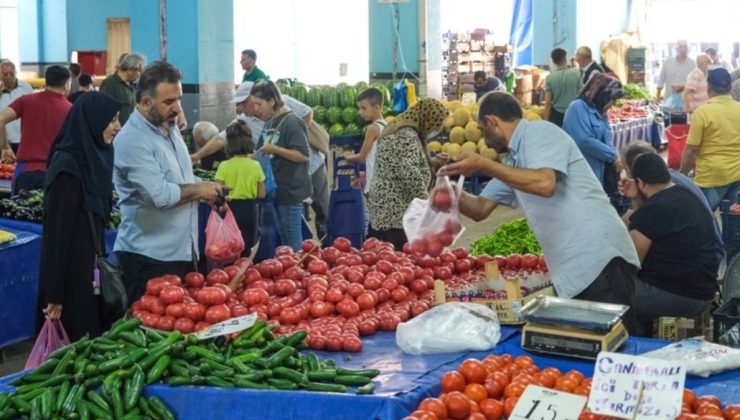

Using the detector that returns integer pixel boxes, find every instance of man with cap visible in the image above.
[680,68,740,210]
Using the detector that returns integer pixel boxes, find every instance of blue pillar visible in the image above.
[530,0,577,66]
[368,0,419,82]
[16,0,67,73]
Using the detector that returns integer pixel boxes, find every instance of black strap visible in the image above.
[87,211,104,257]
[265,110,293,144]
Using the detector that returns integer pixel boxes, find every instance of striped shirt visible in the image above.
[684,69,708,112]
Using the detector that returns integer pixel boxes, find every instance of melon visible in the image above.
[354,81,369,92]
[477,138,487,150]
[464,121,481,142]
[448,126,466,145]
[443,116,455,132]
[524,110,542,121]
[322,87,339,108]
[445,143,462,158]
[338,86,357,108]
[481,147,498,161]
[343,123,362,136]
[313,106,327,123]
[452,108,471,127]
[306,88,322,107]
[447,100,463,112]
[326,106,343,125]
[292,84,308,103]
[372,83,392,106]
[427,141,443,153]
[341,107,358,124]
[461,141,478,154]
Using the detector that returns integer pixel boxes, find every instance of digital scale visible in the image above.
[520,296,630,360]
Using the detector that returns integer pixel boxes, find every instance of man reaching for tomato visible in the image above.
[441,91,641,334]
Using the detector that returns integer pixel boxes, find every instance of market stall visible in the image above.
[0,226,40,349]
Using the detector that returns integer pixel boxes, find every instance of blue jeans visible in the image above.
[277,203,303,251]
[700,180,740,211]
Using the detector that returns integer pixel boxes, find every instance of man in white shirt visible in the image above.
[0,60,33,154]
[656,40,696,108]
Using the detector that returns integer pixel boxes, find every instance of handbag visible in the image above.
[87,212,128,320]
[602,162,620,196]
[256,111,292,201]
[307,120,330,156]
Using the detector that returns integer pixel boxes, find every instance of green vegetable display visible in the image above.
[193,168,216,181]
[470,218,542,257]
[623,83,653,101]
[0,189,121,229]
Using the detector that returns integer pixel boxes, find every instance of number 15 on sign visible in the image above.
[510,385,587,420]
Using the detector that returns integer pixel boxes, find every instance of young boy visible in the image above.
[343,87,386,195]
[215,120,266,256]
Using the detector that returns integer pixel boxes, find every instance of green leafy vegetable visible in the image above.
[470,218,542,256]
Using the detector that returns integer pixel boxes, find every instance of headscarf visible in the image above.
[379,98,449,140]
[578,73,624,114]
[45,92,122,221]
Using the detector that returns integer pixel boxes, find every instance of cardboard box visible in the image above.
[515,91,533,107]
[656,309,713,341]
[515,74,532,93]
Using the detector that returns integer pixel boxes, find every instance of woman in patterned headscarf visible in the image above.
[366,98,449,250]
[563,73,624,186]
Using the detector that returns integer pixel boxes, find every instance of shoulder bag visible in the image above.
[87,212,128,320]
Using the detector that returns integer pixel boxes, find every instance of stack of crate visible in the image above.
[442,31,511,100]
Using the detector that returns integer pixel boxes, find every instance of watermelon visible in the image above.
[326,106,343,125]
[341,107,359,125]
[322,87,338,108]
[338,86,356,108]
[312,106,327,124]
[354,81,369,92]
[371,83,392,107]
[292,84,308,103]
[306,88,322,107]
[279,84,292,97]
[343,123,362,136]
[329,123,345,138]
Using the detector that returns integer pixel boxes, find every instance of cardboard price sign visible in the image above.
[509,385,587,420]
[588,352,686,419]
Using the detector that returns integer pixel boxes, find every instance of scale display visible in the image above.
[522,322,629,360]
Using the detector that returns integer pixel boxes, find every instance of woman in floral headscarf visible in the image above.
[367,98,449,250]
[562,73,625,184]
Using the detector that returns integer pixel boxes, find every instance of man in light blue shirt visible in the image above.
[443,91,641,333]
[114,61,222,303]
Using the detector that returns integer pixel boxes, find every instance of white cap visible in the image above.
[231,81,254,103]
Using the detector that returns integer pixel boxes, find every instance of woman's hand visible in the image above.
[260,143,280,156]
[43,303,63,320]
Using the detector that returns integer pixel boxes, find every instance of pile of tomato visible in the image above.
[130,236,493,352]
[406,354,738,420]
[0,163,15,179]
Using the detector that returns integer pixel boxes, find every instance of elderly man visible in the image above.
[0,65,72,191]
[113,61,222,303]
[656,40,696,108]
[704,47,733,71]
[682,54,711,113]
[575,46,604,84]
[0,60,33,155]
[100,52,146,125]
[680,68,740,211]
[240,49,268,83]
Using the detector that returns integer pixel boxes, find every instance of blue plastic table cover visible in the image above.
[0,225,41,348]
[1,328,739,419]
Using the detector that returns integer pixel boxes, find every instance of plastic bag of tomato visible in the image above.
[406,354,739,420]
[0,163,14,179]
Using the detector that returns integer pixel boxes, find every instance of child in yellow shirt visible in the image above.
[215,121,266,255]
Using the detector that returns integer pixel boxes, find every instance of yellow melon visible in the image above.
[478,143,488,154]
[445,143,462,158]
[452,108,471,127]
[427,141,442,153]
[461,141,478,154]
[464,121,481,142]
[523,110,541,121]
[448,126,466,145]
[447,100,463,112]
[477,138,487,149]
[481,147,498,161]
[443,116,455,132]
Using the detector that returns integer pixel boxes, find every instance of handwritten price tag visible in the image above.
[509,385,587,420]
[196,313,257,340]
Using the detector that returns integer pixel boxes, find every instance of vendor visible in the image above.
[620,153,720,334]
[442,91,640,333]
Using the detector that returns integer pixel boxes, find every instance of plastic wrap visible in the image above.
[641,338,740,377]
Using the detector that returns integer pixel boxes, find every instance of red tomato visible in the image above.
[307,260,329,275]
[206,269,229,285]
[342,336,362,352]
[441,371,466,393]
[358,319,378,336]
[357,292,377,310]
[347,283,365,299]
[183,302,205,321]
[280,307,301,324]
[197,287,228,306]
[274,279,297,296]
[173,317,194,333]
[325,335,344,352]
[321,247,342,265]
[478,398,503,420]
[444,391,470,419]
[503,397,518,418]
[204,304,231,324]
[146,278,168,296]
[333,237,352,252]
[184,272,205,288]
[159,286,185,305]
[156,315,176,331]
[378,314,401,331]
[165,303,185,318]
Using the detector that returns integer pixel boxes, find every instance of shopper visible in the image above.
[0,59,33,155]
[0,65,72,192]
[367,98,448,251]
[38,92,122,341]
[99,52,145,125]
[240,49,268,83]
[680,68,740,210]
[68,74,95,103]
[704,47,732,71]
[68,63,82,95]
[543,48,582,127]
[575,46,604,84]
[562,73,624,186]
[682,54,711,113]
[656,40,695,109]
[343,87,386,195]
[473,71,504,100]
[113,61,223,304]
[621,153,720,335]
[442,91,640,333]
[251,80,312,251]
[215,120,265,255]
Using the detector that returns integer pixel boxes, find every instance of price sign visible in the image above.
[196,313,257,340]
[588,352,685,419]
[509,385,587,420]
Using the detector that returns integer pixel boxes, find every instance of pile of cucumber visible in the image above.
[0,317,377,419]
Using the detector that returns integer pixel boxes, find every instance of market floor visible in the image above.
[0,206,524,377]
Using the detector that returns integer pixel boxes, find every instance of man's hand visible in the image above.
[440,152,488,177]
[1,148,16,163]
[190,153,201,165]
[43,303,63,320]
[260,143,280,156]
[198,181,223,204]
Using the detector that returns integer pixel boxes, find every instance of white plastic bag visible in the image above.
[402,174,466,257]
[641,338,740,377]
[396,302,501,355]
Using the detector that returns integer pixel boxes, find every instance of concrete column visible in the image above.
[368,0,419,83]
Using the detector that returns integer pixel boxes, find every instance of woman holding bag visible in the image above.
[38,92,122,341]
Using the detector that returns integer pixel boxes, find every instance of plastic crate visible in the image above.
[720,198,740,248]
[665,124,689,169]
[713,297,740,347]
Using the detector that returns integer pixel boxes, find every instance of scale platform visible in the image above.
[520,295,630,360]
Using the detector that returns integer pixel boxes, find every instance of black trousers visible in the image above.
[367,225,407,252]
[548,109,565,128]
[229,199,259,257]
[117,251,194,304]
[574,257,639,335]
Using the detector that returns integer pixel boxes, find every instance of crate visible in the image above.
[656,308,712,341]
[713,297,740,347]
[720,197,740,248]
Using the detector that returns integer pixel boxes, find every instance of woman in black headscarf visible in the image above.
[38,92,122,341]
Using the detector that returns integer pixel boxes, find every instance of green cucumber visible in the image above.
[336,368,380,378]
[305,382,347,393]
[55,381,71,414]
[77,400,112,420]
[147,397,175,420]
[61,384,84,416]
[284,330,308,347]
[118,331,146,348]
[266,378,299,390]
[306,369,337,382]
[86,391,111,413]
[306,353,320,372]
[355,383,375,395]
[166,376,192,386]
[232,377,273,389]
[265,346,294,368]
[146,355,171,384]
[105,318,142,340]
[39,388,54,420]
[205,376,234,388]
[185,345,225,363]
[333,375,372,386]
[123,366,145,412]
[75,399,90,420]
[272,367,308,385]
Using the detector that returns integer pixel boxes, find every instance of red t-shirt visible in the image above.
[9,90,72,172]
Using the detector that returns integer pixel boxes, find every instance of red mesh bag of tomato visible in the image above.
[205,204,245,263]
[402,173,465,257]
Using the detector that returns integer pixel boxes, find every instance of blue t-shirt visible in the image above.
[480,120,640,298]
